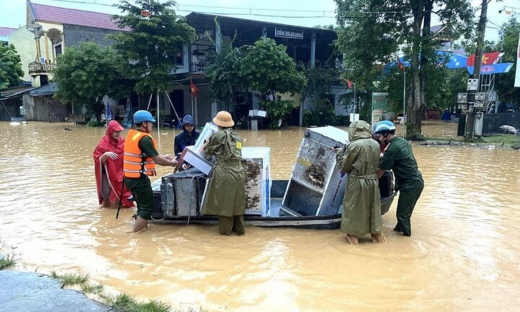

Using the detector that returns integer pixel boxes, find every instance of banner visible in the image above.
[515,34,520,87]
[371,92,389,126]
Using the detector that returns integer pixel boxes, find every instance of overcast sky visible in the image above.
[1,0,519,42]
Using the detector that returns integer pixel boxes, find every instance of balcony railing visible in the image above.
[29,62,56,75]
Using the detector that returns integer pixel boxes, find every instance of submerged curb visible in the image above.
[0,270,111,312]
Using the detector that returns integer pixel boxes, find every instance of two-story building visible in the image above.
[6,0,124,121]
[170,12,343,127]
[7,1,347,125]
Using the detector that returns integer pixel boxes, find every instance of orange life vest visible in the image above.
[123,129,157,178]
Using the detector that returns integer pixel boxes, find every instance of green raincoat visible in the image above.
[336,120,382,236]
[203,129,246,217]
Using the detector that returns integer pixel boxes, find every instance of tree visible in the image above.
[53,42,129,123]
[0,44,23,90]
[300,63,339,126]
[491,16,520,106]
[109,0,197,95]
[204,31,245,110]
[240,38,306,128]
[334,0,474,139]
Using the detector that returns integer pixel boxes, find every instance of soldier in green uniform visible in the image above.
[203,111,247,235]
[336,120,386,245]
[375,121,424,237]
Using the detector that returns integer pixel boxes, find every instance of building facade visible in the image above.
[5,2,346,125]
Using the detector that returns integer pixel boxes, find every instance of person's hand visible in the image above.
[105,152,118,160]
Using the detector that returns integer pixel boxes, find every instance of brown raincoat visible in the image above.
[336,120,382,236]
[203,129,246,217]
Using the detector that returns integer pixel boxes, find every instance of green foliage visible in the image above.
[112,293,171,312]
[109,0,197,94]
[490,16,520,106]
[241,39,306,98]
[53,42,129,123]
[50,271,89,286]
[240,38,306,127]
[0,254,15,270]
[204,30,244,107]
[302,98,337,127]
[299,64,339,126]
[262,98,299,128]
[300,64,338,100]
[334,0,474,137]
[81,283,104,294]
[0,44,24,90]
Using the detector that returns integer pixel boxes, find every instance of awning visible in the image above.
[0,86,35,100]
[29,83,58,97]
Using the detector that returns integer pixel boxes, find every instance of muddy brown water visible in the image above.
[1,120,519,311]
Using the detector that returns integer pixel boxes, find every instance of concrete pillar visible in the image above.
[310,32,316,68]
[35,37,41,61]
[44,31,50,63]
[262,26,267,41]
[215,20,221,53]
[61,33,65,54]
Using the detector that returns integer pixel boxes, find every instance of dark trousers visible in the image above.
[218,215,245,236]
[395,185,424,236]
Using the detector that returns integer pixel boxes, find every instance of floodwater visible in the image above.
[1,120,519,311]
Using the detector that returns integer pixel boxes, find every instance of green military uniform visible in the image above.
[336,121,382,237]
[379,136,424,236]
[203,129,246,235]
[124,132,159,220]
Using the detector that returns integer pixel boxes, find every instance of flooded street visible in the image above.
[1,120,519,311]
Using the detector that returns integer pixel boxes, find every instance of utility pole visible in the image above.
[465,0,488,141]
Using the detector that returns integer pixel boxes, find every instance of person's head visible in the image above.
[181,114,195,133]
[107,120,124,141]
[373,120,396,142]
[349,120,372,141]
[212,111,234,129]
[133,110,155,133]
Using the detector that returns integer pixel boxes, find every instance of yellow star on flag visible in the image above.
[481,55,489,64]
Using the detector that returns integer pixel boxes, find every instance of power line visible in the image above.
[175,10,336,19]
[45,0,403,17]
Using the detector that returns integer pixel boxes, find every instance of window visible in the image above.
[174,44,184,66]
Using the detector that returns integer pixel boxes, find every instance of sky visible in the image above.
[1,0,519,42]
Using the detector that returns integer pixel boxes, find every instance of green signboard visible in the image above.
[371,92,388,125]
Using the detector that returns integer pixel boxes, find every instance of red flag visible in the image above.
[190,81,199,97]
[342,78,354,89]
[466,51,504,66]
[397,58,406,72]
[141,9,151,18]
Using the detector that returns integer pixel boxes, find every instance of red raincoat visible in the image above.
[93,121,133,208]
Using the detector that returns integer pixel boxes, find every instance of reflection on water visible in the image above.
[1,121,520,311]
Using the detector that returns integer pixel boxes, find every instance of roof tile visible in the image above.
[32,3,122,31]
[0,27,17,36]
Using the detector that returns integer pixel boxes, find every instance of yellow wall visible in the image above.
[8,27,38,82]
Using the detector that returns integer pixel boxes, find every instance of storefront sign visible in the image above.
[275,28,304,40]
[371,92,389,126]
